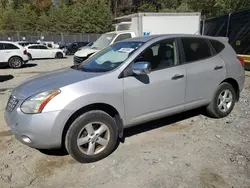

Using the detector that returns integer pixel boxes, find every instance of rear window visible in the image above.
[4,43,19,50]
[181,38,213,63]
[209,40,225,54]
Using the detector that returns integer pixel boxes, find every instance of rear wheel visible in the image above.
[8,57,23,69]
[56,52,63,59]
[65,110,119,163]
[206,83,236,118]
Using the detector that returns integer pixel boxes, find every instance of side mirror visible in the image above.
[132,62,151,75]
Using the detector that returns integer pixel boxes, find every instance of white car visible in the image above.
[26,44,65,60]
[0,41,29,68]
[74,31,136,65]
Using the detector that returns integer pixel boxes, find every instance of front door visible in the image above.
[37,45,51,58]
[123,38,186,126]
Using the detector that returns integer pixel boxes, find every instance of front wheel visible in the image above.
[206,83,236,118]
[65,110,119,163]
[55,52,63,59]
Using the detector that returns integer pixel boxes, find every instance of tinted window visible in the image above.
[114,33,132,43]
[0,43,4,50]
[137,39,179,71]
[28,46,38,49]
[4,43,19,50]
[209,39,225,54]
[37,45,48,49]
[48,44,53,48]
[182,38,213,63]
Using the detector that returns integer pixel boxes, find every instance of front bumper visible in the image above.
[4,105,62,149]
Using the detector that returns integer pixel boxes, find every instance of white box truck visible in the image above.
[74,12,201,65]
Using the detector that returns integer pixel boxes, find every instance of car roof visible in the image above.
[0,41,18,44]
[27,44,45,47]
[123,34,226,43]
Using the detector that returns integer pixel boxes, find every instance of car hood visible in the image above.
[12,67,103,99]
[74,47,99,57]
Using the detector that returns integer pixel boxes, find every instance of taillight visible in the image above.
[237,56,245,67]
[23,49,28,55]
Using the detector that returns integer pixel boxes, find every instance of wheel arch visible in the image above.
[8,55,23,62]
[61,103,123,148]
[221,78,240,101]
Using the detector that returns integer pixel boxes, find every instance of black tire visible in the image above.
[27,53,32,61]
[206,82,236,118]
[65,110,118,163]
[8,57,23,69]
[56,52,63,59]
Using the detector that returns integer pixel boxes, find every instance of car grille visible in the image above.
[6,95,19,112]
[74,56,88,65]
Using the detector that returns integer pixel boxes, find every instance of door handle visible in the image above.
[214,65,223,70]
[172,74,184,80]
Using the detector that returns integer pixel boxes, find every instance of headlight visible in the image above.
[21,90,60,114]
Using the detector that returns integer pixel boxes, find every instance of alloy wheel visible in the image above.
[77,122,110,155]
[217,89,233,113]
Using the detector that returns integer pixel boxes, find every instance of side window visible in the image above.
[48,44,53,48]
[4,43,19,50]
[28,46,38,49]
[114,33,132,43]
[181,38,213,63]
[137,39,179,71]
[209,39,225,54]
[0,43,4,50]
[38,45,48,49]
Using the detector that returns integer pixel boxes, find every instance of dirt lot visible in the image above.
[0,57,250,188]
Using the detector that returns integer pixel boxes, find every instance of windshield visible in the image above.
[77,41,144,72]
[91,33,117,49]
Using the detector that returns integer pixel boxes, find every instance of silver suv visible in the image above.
[5,35,245,163]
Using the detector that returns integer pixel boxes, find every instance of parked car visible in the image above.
[5,35,245,163]
[64,42,90,55]
[41,41,60,49]
[74,31,136,65]
[0,41,29,68]
[26,44,65,59]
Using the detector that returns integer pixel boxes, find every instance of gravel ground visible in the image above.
[0,57,250,188]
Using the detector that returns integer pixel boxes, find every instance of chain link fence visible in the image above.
[201,9,250,55]
[0,31,101,44]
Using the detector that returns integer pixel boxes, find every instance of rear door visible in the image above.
[181,37,226,110]
[2,43,20,62]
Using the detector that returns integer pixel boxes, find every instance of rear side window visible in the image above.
[4,43,19,50]
[209,40,225,54]
[181,38,213,63]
